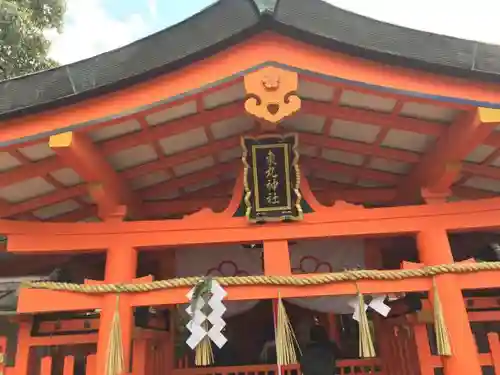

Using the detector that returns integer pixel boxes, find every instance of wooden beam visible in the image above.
[301,100,444,137]
[101,101,244,156]
[303,157,401,185]
[17,267,500,313]
[0,103,245,190]
[3,33,500,147]
[300,133,419,164]
[141,161,240,199]
[397,108,500,199]
[0,157,61,189]
[122,136,242,180]
[17,277,431,313]
[0,185,86,218]
[49,131,142,218]
[17,288,101,313]
[5,196,500,252]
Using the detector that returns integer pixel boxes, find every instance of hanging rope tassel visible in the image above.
[356,287,376,358]
[195,321,214,366]
[275,294,299,366]
[432,278,452,356]
[105,295,125,375]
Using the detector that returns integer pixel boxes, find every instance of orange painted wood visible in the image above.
[0,184,86,218]
[63,355,75,375]
[37,318,99,333]
[300,130,420,164]
[28,334,98,347]
[303,157,400,185]
[4,33,500,145]
[13,319,32,375]
[18,277,434,313]
[263,240,291,275]
[7,196,500,252]
[85,354,96,375]
[302,100,443,137]
[49,132,142,218]
[17,289,101,313]
[417,229,482,375]
[468,311,500,322]
[399,110,494,198]
[132,338,147,375]
[487,333,500,374]
[414,324,435,375]
[95,245,137,375]
[141,161,239,199]
[173,360,382,375]
[0,336,6,375]
[40,357,52,375]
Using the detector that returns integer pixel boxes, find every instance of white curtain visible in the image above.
[175,244,262,317]
[175,239,365,316]
[288,238,365,314]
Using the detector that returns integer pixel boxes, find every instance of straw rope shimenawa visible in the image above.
[22,261,500,293]
[23,261,479,360]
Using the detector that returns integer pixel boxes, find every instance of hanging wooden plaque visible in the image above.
[241,133,302,223]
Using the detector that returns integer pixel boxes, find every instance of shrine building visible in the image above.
[2,1,500,375]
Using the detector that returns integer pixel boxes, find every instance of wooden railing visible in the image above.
[174,359,383,375]
[2,333,499,374]
[424,333,500,375]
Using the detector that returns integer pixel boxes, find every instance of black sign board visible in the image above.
[241,133,302,222]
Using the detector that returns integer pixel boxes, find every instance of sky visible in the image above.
[48,0,500,65]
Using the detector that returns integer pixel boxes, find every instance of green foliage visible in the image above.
[190,276,213,318]
[0,0,66,80]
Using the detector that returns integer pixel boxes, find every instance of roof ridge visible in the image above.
[251,0,279,15]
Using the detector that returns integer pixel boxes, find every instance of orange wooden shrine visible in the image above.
[3,1,500,375]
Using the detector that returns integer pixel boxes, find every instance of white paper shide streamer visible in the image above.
[348,294,392,322]
[185,280,228,349]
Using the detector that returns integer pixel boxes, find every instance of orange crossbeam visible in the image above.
[17,267,500,314]
[397,107,500,199]
[17,276,432,313]
[49,131,142,218]
[6,196,500,252]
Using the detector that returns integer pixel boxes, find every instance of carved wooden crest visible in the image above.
[244,66,301,124]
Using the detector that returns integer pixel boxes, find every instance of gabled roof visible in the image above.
[2,0,500,120]
[1,0,500,226]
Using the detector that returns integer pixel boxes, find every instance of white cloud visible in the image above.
[325,0,500,45]
[47,0,150,65]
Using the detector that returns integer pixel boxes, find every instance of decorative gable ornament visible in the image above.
[244,66,301,124]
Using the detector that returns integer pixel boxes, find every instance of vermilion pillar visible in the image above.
[96,245,138,374]
[263,240,291,275]
[416,229,481,375]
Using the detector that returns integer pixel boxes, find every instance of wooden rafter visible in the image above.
[49,131,142,218]
[303,157,400,185]
[300,132,419,164]
[301,100,446,137]
[397,107,500,199]
[140,161,239,199]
